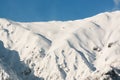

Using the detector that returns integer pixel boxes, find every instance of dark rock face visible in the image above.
[105,69,120,80]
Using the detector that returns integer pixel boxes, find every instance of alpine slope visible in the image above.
[0,11,120,80]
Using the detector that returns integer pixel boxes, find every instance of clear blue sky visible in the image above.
[0,0,117,22]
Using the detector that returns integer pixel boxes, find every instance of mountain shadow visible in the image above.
[0,40,44,80]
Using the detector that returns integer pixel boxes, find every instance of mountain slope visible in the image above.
[0,11,120,80]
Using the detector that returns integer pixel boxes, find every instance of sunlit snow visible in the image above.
[0,11,120,80]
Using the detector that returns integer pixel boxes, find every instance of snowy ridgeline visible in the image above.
[0,11,120,80]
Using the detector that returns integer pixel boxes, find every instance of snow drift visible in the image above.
[0,11,120,80]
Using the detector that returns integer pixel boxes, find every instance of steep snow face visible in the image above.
[0,11,120,80]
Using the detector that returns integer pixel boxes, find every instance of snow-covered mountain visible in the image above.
[0,11,120,80]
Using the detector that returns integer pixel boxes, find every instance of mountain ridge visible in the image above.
[0,11,120,80]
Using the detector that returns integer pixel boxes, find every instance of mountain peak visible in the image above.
[0,11,120,80]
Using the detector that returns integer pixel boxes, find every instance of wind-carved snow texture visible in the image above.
[0,11,120,80]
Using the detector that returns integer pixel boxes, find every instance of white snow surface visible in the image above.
[0,11,120,80]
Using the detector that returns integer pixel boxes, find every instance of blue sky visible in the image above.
[0,0,117,22]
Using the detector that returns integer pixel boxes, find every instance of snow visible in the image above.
[0,11,120,80]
